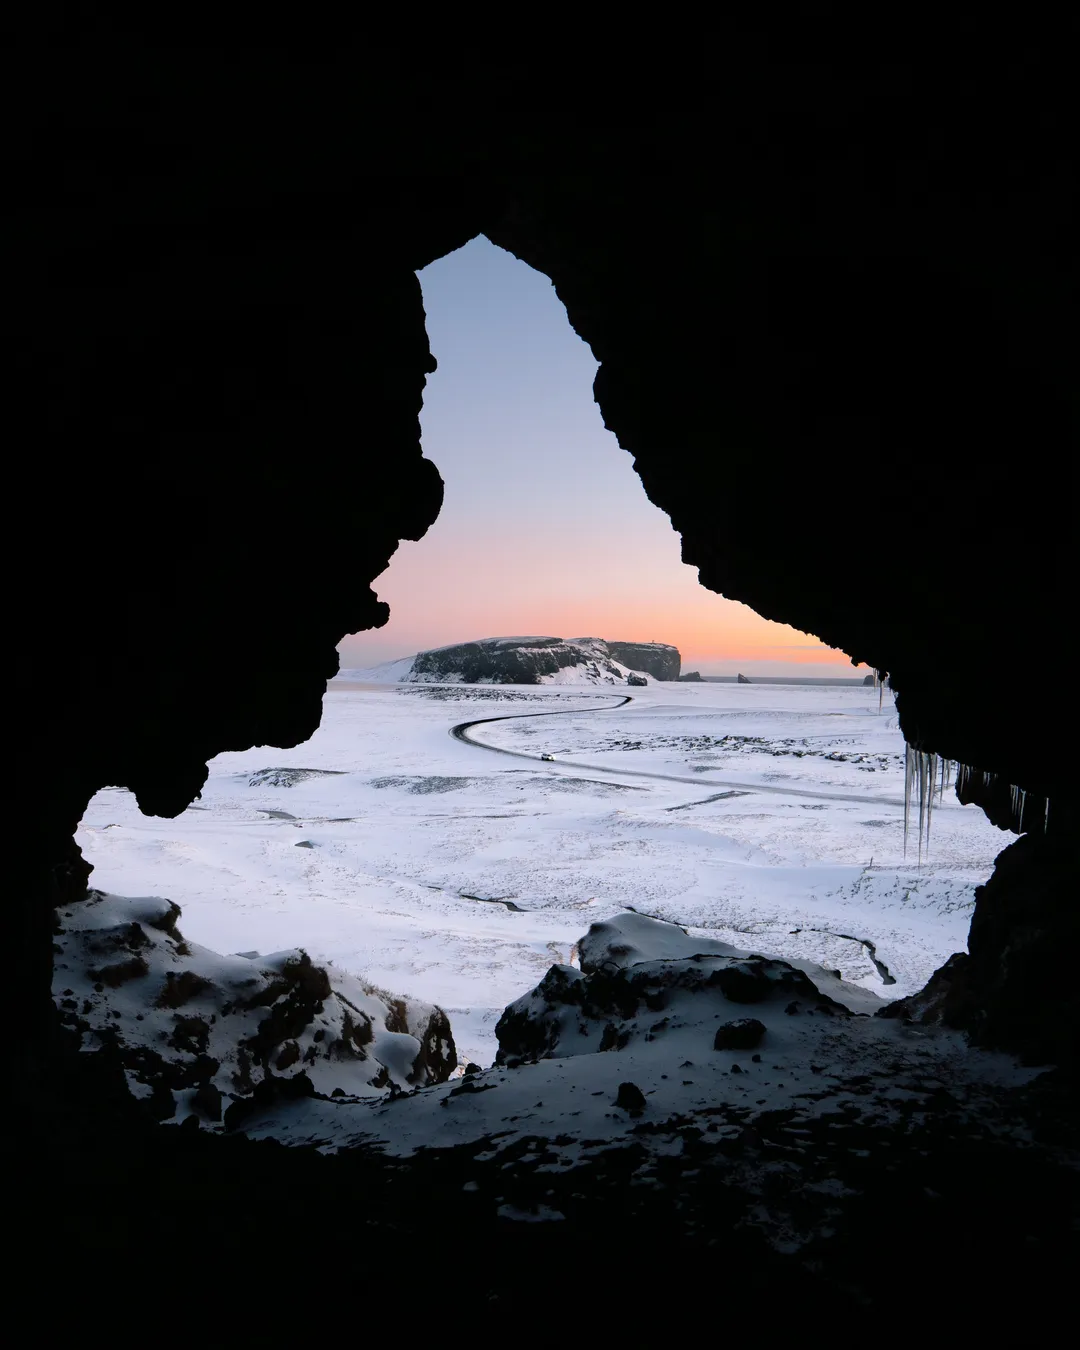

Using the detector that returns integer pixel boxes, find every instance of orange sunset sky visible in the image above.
[338,238,868,680]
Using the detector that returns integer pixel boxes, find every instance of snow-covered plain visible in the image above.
[76,679,1009,1069]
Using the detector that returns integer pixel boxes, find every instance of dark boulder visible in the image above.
[614,1081,646,1114]
[714,1018,766,1050]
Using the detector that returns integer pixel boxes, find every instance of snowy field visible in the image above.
[76,679,1008,1068]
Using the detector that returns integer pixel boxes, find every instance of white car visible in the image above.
[541,753,556,761]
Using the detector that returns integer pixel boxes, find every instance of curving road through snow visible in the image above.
[451,694,907,809]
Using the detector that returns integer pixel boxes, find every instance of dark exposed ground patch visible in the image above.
[372,775,475,794]
[397,687,562,703]
[157,970,212,1008]
[248,768,347,788]
[503,771,645,794]
[90,955,150,987]
[665,790,754,811]
[521,775,645,795]
[460,893,525,912]
[596,734,896,771]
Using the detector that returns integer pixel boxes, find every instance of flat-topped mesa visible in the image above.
[406,636,681,686]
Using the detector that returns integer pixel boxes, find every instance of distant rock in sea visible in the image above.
[863,673,877,686]
[679,671,704,682]
[737,673,753,684]
[341,637,683,686]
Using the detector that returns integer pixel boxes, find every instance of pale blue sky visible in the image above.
[338,237,856,677]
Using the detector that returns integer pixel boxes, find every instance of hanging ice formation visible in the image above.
[904,751,1049,862]
[903,746,952,864]
[872,669,886,712]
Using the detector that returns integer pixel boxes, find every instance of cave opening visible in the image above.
[342,235,838,680]
[14,44,1077,1311]
[69,237,1015,1091]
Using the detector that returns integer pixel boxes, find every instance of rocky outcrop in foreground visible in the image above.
[406,636,679,685]
[232,909,1073,1312]
[882,831,1078,1069]
[52,890,456,1127]
[495,912,854,1066]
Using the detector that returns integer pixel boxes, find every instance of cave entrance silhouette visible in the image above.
[13,44,1076,1317]
[342,236,839,682]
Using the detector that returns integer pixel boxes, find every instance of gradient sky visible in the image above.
[339,238,866,678]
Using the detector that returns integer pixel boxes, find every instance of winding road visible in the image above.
[450,694,907,809]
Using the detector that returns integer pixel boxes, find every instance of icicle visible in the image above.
[953,761,1048,835]
[1008,784,1030,833]
[903,744,913,858]
[918,751,928,865]
[907,751,1051,852]
[925,753,937,859]
[903,745,951,862]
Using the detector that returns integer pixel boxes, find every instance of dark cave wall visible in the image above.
[485,101,1074,803]
[9,42,1077,1068]
[12,61,478,1038]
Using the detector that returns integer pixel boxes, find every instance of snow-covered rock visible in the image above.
[52,890,456,1128]
[606,641,681,681]
[338,637,679,686]
[412,636,633,685]
[495,911,851,1066]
